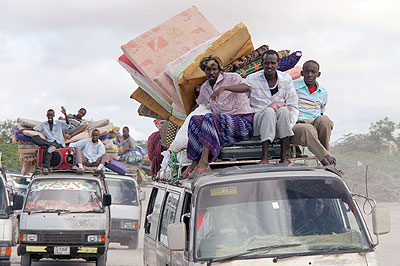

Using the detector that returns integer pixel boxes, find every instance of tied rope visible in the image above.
[168,151,179,184]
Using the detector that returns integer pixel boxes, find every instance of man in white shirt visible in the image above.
[68,129,109,176]
[246,50,299,163]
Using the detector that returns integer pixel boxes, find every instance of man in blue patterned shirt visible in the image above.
[291,60,335,166]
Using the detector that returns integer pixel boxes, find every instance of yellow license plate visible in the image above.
[26,246,47,252]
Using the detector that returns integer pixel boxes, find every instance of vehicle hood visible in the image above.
[110,205,139,220]
[0,219,12,242]
[203,252,376,265]
[20,212,107,231]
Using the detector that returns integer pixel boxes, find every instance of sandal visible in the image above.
[327,155,336,166]
[181,167,194,178]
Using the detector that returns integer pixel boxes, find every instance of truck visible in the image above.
[15,171,112,266]
[144,164,390,265]
[0,169,23,266]
[104,173,146,249]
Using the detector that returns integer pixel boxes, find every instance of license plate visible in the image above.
[54,246,70,255]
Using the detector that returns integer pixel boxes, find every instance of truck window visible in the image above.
[105,178,138,205]
[0,179,7,217]
[25,179,102,213]
[144,187,165,240]
[194,177,371,261]
[159,192,180,247]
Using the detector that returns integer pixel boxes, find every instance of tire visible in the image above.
[96,253,107,266]
[128,237,138,250]
[20,254,31,266]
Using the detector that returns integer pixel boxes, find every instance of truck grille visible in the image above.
[42,232,84,244]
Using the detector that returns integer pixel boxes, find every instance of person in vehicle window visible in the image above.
[183,55,254,176]
[246,50,299,164]
[294,199,342,235]
[19,107,70,175]
[291,60,336,166]
[68,129,109,176]
[59,107,87,140]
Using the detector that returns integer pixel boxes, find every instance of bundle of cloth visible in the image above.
[13,118,120,175]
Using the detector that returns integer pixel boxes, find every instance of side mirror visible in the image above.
[5,206,13,215]
[13,194,24,210]
[167,222,186,251]
[372,205,390,235]
[139,191,146,201]
[103,194,112,207]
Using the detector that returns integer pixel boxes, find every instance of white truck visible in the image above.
[15,171,112,266]
[144,164,390,265]
[0,170,23,266]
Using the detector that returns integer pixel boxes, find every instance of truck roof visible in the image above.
[163,164,343,191]
[31,171,104,182]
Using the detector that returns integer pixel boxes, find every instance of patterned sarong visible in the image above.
[187,113,254,162]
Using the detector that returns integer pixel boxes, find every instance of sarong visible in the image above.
[187,113,254,162]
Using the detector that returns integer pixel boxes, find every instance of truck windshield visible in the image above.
[25,179,103,213]
[195,177,370,261]
[105,178,138,206]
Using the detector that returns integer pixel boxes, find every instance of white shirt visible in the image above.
[246,70,299,127]
[69,138,105,163]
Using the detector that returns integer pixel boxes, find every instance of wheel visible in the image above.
[21,254,31,266]
[128,237,138,249]
[96,253,107,266]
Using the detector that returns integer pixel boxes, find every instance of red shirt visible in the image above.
[308,85,317,94]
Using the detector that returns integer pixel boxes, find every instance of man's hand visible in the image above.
[64,134,71,140]
[211,87,225,101]
[68,147,74,154]
[268,101,286,112]
[60,106,67,115]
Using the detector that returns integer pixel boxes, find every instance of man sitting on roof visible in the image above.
[59,107,87,140]
[183,55,254,176]
[68,129,109,176]
[291,60,336,166]
[118,126,136,155]
[245,50,299,164]
[19,107,70,175]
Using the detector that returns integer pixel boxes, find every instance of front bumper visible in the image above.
[18,244,106,258]
[110,228,138,242]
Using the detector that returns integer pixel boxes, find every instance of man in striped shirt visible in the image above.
[291,60,335,166]
[60,107,87,140]
[246,50,299,164]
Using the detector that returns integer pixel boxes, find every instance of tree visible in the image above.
[0,119,17,144]
[0,120,21,171]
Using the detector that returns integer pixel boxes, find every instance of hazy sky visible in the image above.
[1,0,399,141]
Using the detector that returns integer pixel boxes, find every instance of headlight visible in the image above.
[87,234,106,243]
[0,247,11,257]
[121,221,138,229]
[19,234,38,242]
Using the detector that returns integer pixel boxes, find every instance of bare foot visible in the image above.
[280,158,292,164]
[259,159,270,164]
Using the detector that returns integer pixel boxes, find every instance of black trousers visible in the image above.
[31,135,62,168]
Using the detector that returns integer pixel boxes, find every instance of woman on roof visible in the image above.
[183,55,254,176]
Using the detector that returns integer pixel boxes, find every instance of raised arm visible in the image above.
[60,106,69,125]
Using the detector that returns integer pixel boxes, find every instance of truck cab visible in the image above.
[16,171,112,266]
[0,170,21,266]
[144,164,390,266]
[104,173,146,249]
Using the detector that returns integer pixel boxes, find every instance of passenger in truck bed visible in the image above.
[246,50,299,164]
[183,55,254,176]
[291,60,336,166]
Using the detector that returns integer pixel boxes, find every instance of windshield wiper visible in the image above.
[27,209,71,215]
[207,243,301,264]
[308,246,362,252]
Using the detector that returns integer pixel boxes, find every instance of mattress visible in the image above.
[121,6,219,119]
[178,22,254,114]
